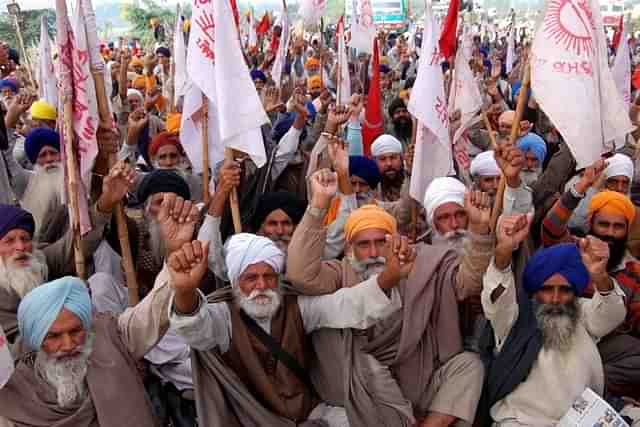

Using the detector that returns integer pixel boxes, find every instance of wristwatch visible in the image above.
[570,183,586,199]
[307,205,328,218]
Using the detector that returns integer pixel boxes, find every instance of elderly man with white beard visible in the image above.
[0,161,135,348]
[477,214,626,426]
[516,133,547,187]
[287,170,495,426]
[0,236,187,427]
[170,227,413,426]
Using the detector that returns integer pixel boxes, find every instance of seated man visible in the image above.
[0,161,133,345]
[542,160,640,398]
[170,229,411,426]
[287,170,493,426]
[479,214,626,425]
[0,256,177,426]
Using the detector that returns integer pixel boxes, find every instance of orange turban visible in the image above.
[305,57,320,69]
[130,57,144,68]
[307,75,322,92]
[132,76,147,90]
[344,205,397,242]
[166,112,182,134]
[148,132,180,158]
[589,190,636,226]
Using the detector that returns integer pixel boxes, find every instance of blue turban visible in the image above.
[24,128,60,165]
[18,277,92,351]
[518,132,547,165]
[379,64,391,74]
[522,243,590,296]
[349,155,381,189]
[155,46,171,58]
[270,112,308,143]
[250,69,267,83]
[0,79,17,94]
[511,80,532,102]
[0,204,34,239]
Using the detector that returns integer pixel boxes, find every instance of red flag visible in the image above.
[256,13,270,35]
[362,38,383,157]
[335,15,344,47]
[612,15,623,50]
[230,0,240,29]
[438,0,460,60]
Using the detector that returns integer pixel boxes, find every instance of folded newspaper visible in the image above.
[0,324,14,388]
[558,388,629,427]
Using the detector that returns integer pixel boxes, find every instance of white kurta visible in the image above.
[481,261,627,426]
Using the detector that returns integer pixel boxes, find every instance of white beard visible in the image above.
[348,253,386,280]
[534,300,580,354]
[148,218,166,267]
[233,286,282,321]
[432,229,469,254]
[21,164,64,236]
[152,162,190,181]
[520,168,541,187]
[35,334,94,409]
[0,250,48,297]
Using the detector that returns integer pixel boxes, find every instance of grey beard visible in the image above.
[348,254,386,280]
[520,168,541,187]
[356,191,375,207]
[33,163,62,174]
[0,250,48,297]
[534,299,580,353]
[148,219,166,267]
[268,234,291,257]
[35,334,94,409]
[432,229,469,254]
[153,163,189,181]
[233,285,282,321]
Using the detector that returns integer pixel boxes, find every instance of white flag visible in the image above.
[612,21,631,110]
[173,4,188,98]
[407,2,453,202]
[506,24,516,73]
[271,5,290,88]
[248,9,257,49]
[350,0,376,54]
[0,325,13,389]
[187,0,217,101]
[531,0,633,168]
[299,0,326,27]
[449,31,483,146]
[337,19,351,106]
[214,0,268,167]
[38,15,58,107]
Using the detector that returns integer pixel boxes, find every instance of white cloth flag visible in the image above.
[449,30,483,146]
[337,19,351,106]
[531,0,633,168]
[187,0,216,102]
[350,0,376,54]
[248,9,257,49]
[612,21,631,110]
[299,0,326,27]
[214,0,268,167]
[506,25,516,73]
[271,6,290,88]
[38,15,58,107]
[0,324,13,389]
[407,2,453,203]
[173,5,188,98]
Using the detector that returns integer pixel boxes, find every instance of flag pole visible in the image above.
[9,5,36,90]
[225,148,242,233]
[170,4,180,113]
[490,62,530,231]
[409,116,418,243]
[63,99,87,280]
[202,94,210,205]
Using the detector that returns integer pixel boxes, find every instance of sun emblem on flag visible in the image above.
[543,0,595,57]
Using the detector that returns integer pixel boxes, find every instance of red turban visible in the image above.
[148,132,180,158]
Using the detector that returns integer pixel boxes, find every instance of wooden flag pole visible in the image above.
[489,63,530,232]
[63,100,87,280]
[202,94,210,205]
[169,4,179,113]
[409,117,419,243]
[224,148,242,234]
[12,13,36,90]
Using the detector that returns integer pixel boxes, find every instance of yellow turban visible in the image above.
[589,190,636,226]
[305,57,320,69]
[344,205,397,242]
[166,112,181,134]
[30,100,57,121]
[307,75,322,91]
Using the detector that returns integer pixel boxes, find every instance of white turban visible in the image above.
[371,134,403,158]
[423,177,467,226]
[470,151,500,178]
[127,89,144,103]
[224,233,284,285]
[604,153,634,181]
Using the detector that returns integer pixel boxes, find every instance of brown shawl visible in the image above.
[0,286,20,341]
[311,243,464,424]
[0,314,156,427]
[191,288,327,427]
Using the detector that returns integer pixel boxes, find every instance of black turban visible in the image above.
[137,170,191,204]
[251,192,306,232]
